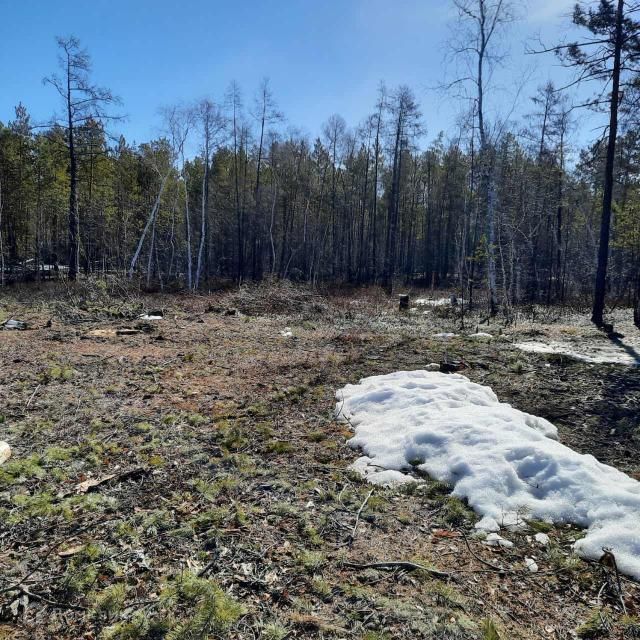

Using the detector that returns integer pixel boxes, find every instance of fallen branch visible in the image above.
[26,384,41,409]
[16,587,88,611]
[348,488,374,544]
[459,530,509,574]
[343,560,450,579]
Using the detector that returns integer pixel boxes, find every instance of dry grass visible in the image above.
[0,281,638,639]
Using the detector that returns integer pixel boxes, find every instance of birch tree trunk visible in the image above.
[128,173,169,279]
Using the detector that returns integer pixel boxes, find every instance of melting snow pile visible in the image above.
[516,340,640,365]
[337,370,640,579]
[415,297,463,307]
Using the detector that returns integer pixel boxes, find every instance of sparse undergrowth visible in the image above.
[0,283,638,639]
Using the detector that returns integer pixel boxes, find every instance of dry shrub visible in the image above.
[222,279,329,317]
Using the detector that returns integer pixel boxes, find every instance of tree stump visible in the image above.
[399,294,410,311]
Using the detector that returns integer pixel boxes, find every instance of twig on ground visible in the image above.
[26,384,41,409]
[459,530,510,574]
[344,560,450,579]
[348,488,374,544]
[17,587,88,611]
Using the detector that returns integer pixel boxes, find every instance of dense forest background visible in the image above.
[1,1,640,323]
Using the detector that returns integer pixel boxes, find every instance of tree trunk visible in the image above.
[592,0,623,327]
[128,173,169,278]
[67,65,80,281]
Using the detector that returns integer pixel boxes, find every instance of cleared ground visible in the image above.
[0,281,638,639]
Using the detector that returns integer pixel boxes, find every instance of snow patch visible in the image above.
[434,332,457,339]
[280,328,293,338]
[336,370,640,579]
[534,532,550,546]
[415,297,464,307]
[415,297,451,307]
[0,441,11,465]
[483,533,513,548]
[516,340,640,365]
[349,456,420,486]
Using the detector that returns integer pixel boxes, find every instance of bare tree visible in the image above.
[128,108,190,284]
[226,81,245,282]
[44,36,119,280]
[251,79,283,277]
[382,86,421,293]
[322,114,347,277]
[0,176,4,287]
[195,99,226,289]
[447,0,515,314]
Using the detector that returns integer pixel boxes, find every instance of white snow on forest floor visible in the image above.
[516,338,640,365]
[336,370,640,579]
[415,297,464,307]
[415,297,452,307]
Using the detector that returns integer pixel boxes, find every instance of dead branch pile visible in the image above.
[222,279,329,317]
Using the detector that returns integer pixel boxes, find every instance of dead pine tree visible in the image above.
[44,36,119,281]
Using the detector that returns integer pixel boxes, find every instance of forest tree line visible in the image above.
[1,1,640,324]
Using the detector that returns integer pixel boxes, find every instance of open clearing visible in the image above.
[1,283,639,639]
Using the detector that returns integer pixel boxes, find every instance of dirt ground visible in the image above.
[0,281,638,640]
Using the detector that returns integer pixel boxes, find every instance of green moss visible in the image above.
[271,502,297,517]
[255,421,274,438]
[526,518,554,533]
[160,572,245,638]
[192,476,239,501]
[260,622,290,640]
[576,610,609,639]
[11,491,58,519]
[219,425,248,451]
[190,507,231,532]
[298,520,323,546]
[311,576,332,601]
[0,454,45,486]
[140,509,174,534]
[246,402,271,417]
[427,582,466,609]
[45,445,76,462]
[298,550,325,574]
[186,413,208,427]
[481,619,501,640]
[61,545,107,596]
[42,364,75,383]
[266,440,294,454]
[91,583,127,619]
[440,496,475,526]
[621,615,640,638]
[101,611,164,640]
[9,491,118,525]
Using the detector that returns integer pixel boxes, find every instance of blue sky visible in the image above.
[1,0,596,150]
